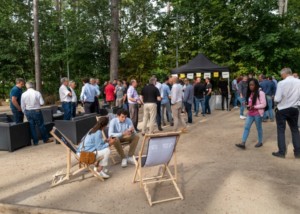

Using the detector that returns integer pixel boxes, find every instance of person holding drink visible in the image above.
[235,79,266,149]
[108,109,140,168]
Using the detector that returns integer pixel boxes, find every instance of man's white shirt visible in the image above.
[59,84,72,102]
[171,83,183,104]
[274,76,300,110]
[21,88,44,112]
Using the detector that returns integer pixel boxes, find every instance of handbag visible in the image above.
[79,131,96,165]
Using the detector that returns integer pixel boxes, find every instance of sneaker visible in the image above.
[121,158,128,168]
[233,106,239,109]
[255,143,263,148]
[127,156,135,165]
[235,143,246,149]
[99,170,110,178]
[240,115,246,120]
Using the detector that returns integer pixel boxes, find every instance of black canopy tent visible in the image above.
[171,53,229,74]
[171,53,231,111]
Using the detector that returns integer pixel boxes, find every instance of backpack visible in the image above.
[258,91,268,111]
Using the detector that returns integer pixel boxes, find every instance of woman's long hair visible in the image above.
[89,117,109,135]
[246,78,260,106]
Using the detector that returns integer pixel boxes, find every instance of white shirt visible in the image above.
[21,88,44,112]
[155,81,163,98]
[274,76,300,110]
[70,87,77,103]
[171,83,183,104]
[59,84,72,102]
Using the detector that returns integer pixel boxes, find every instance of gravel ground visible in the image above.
[0,108,299,214]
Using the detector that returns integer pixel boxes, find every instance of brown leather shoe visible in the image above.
[44,139,54,144]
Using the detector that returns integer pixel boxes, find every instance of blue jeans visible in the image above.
[12,110,24,123]
[71,102,77,118]
[242,115,263,144]
[194,97,205,115]
[263,95,274,120]
[184,102,192,123]
[204,96,211,114]
[62,102,72,120]
[161,102,173,124]
[25,110,49,145]
[233,91,239,107]
[237,97,245,116]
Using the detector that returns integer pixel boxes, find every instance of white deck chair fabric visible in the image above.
[144,136,177,167]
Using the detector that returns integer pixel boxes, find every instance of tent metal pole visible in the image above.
[227,76,230,111]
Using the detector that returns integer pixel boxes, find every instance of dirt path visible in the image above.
[0,109,299,214]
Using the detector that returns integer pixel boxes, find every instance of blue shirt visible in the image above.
[259,80,275,96]
[10,86,23,111]
[161,83,171,104]
[183,84,194,104]
[77,130,108,153]
[80,83,98,102]
[108,117,135,138]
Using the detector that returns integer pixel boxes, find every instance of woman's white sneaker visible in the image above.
[99,170,110,178]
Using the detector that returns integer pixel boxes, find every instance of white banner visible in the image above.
[222,72,229,78]
[204,73,211,78]
[187,73,194,79]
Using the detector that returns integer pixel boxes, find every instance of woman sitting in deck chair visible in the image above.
[77,117,115,178]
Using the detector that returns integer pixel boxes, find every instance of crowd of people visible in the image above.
[8,67,300,178]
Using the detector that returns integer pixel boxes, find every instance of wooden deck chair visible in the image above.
[102,127,130,165]
[132,132,184,206]
[50,127,105,187]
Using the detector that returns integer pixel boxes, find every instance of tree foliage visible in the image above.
[0,0,300,97]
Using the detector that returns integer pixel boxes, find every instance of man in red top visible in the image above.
[105,81,115,108]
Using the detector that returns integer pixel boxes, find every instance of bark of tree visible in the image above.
[33,0,41,91]
[110,0,119,81]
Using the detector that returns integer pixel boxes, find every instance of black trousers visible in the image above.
[221,92,229,110]
[156,101,162,127]
[94,97,100,114]
[276,107,300,155]
[84,102,95,114]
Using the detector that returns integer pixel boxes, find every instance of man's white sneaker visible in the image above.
[127,156,135,165]
[233,106,239,109]
[99,170,110,179]
[240,115,246,120]
[121,158,128,168]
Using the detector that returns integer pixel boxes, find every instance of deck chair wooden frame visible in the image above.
[50,127,105,187]
[132,132,184,206]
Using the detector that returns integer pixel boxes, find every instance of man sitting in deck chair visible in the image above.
[77,117,115,178]
[109,109,140,168]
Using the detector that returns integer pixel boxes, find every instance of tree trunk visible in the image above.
[110,0,119,81]
[33,0,41,91]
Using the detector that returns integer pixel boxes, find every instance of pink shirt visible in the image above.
[248,93,260,116]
